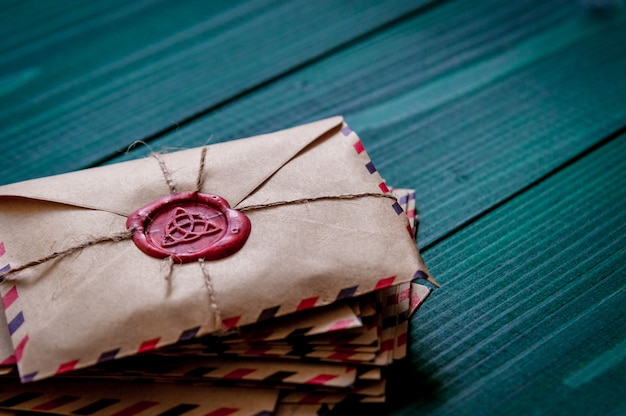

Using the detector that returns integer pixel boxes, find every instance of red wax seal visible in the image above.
[126,192,251,263]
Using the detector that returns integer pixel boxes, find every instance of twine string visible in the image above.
[152,152,177,194]
[0,230,133,282]
[198,259,223,329]
[196,147,207,193]
[0,191,396,282]
[238,192,396,212]
[0,145,400,336]
[163,256,175,281]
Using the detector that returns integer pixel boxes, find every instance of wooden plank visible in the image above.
[0,0,437,185]
[112,0,580,151]
[0,0,137,55]
[114,0,626,248]
[411,132,626,415]
[345,127,626,415]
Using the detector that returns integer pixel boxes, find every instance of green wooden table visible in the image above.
[1,0,625,414]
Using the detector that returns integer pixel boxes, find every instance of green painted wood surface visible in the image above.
[1,0,625,415]
[0,0,436,185]
[339,131,626,415]
[396,131,626,416]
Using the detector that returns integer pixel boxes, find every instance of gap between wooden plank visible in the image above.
[421,122,626,253]
[403,131,626,416]
[0,0,447,185]
[112,0,579,160]
[87,0,450,169]
[346,114,626,416]
[108,0,626,250]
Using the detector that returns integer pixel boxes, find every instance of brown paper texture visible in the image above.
[359,368,382,380]
[0,116,428,381]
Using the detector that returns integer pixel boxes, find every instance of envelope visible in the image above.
[0,378,280,416]
[73,354,359,389]
[0,116,428,382]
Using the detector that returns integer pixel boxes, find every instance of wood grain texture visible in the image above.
[400,131,626,416]
[336,129,626,415]
[114,0,626,248]
[0,0,437,185]
[112,0,580,151]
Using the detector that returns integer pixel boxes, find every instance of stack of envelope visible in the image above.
[0,117,435,415]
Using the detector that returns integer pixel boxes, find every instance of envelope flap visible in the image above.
[0,117,344,216]
[163,116,344,208]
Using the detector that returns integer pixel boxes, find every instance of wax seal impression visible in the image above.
[126,192,251,263]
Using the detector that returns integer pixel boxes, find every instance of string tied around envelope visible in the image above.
[0,145,398,331]
[0,230,134,282]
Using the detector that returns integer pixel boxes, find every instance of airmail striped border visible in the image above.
[341,123,403,216]
[220,275,397,332]
[0,242,25,368]
[0,390,274,416]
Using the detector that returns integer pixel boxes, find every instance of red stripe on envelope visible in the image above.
[2,285,18,309]
[137,338,160,353]
[298,393,325,404]
[204,408,239,416]
[222,316,241,329]
[305,374,338,385]
[14,334,28,362]
[327,318,358,332]
[353,141,365,154]
[33,395,79,411]
[0,354,16,365]
[380,339,394,353]
[328,351,356,361]
[296,296,319,311]
[0,242,5,256]
[111,401,159,416]
[244,346,272,356]
[223,368,256,379]
[378,182,389,193]
[410,292,422,315]
[56,359,79,374]
[397,332,408,347]
[374,276,396,290]
[387,287,410,305]
[409,284,432,316]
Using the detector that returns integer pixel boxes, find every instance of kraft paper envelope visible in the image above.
[0,116,427,382]
[98,355,358,388]
[0,379,279,415]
